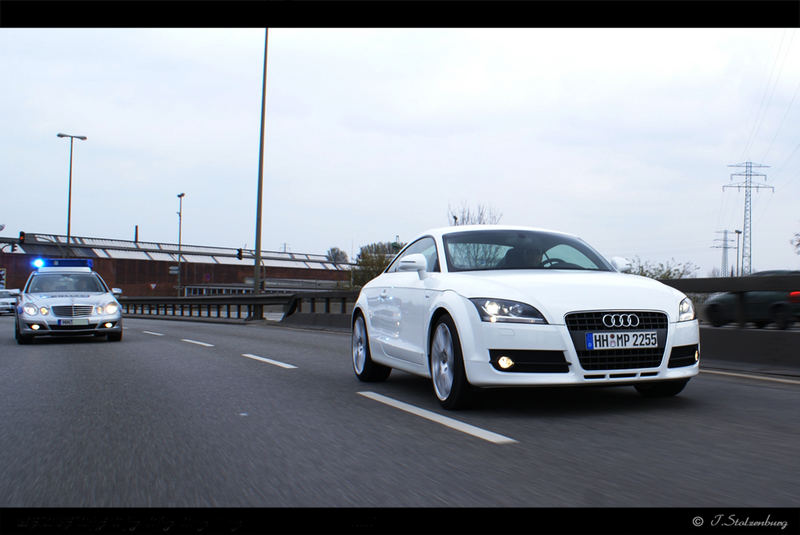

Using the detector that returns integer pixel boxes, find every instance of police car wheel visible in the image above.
[15,322,33,345]
[108,332,122,342]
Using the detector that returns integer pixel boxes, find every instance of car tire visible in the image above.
[352,313,391,382]
[634,378,689,398]
[429,315,473,410]
[107,332,123,342]
[705,305,726,327]
[15,321,33,345]
[770,304,792,330]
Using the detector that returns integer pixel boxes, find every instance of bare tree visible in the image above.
[352,240,406,287]
[630,256,699,279]
[447,202,503,226]
[326,247,349,264]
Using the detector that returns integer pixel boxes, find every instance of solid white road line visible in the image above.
[702,369,800,386]
[181,339,215,348]
[142,331,164,336]
[357,391,518,445]
[241,353,297,369]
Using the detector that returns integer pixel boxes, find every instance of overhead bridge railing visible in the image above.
[119,290,360,322]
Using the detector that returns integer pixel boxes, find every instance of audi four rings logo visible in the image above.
[602,313,640,328]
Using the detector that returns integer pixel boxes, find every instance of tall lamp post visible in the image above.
[249,27,269,321]
[734,229,742,277]
[57,132,87,252]
[177,193,185,297]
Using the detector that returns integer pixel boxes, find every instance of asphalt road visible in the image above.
[0,315,797,508]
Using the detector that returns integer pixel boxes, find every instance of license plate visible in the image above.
[58,319,89,326]
[586,331,658,350]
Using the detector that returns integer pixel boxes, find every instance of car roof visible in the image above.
[421,224,580,240]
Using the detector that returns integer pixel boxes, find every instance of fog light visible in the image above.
[498,356,514,369]
[695,350,700,362]
[104,322,113,328]
[31,324,40,331]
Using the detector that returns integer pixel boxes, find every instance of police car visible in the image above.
[0,289,18,315]
[15,258,123,344]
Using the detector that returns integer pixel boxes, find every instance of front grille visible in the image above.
[566,311,668,371]
[489,350,569,373]
[565,311,667,331]
[52,305,94,318]
[574,348,665,370]
[668,344,698,368]
[50,323,98,331]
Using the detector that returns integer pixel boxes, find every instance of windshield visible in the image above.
[443,229,613,272]
[27,273,107,293]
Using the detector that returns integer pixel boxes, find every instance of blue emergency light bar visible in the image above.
[32,258,93,269]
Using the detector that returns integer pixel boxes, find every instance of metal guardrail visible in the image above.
[661,275,800,293]
[118,276,800,327]
[662,275,800,328]
[119,290,360,321]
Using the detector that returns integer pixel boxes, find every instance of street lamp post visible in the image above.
[57,133,87,253]
[177,193,185,297]
[734,229,742,277]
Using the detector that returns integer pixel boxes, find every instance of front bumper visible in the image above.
[17,314,123,337]
[460,318,700,387]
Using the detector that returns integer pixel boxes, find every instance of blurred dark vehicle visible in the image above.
[703,270,800,329]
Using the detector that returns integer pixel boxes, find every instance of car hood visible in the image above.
[24,292,111,305]
[441,270,687,324]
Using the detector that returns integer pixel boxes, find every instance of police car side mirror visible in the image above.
[112,288,123,296]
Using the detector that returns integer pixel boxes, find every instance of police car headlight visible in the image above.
[104,303,119,315]
[679,297,695,322]
[38,306,49,316]
[23,303,38,316]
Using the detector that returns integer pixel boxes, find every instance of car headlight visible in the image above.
[469,298,548,324]
[96,303,119,315]
[23,303,39,316]
[679,297,695,322]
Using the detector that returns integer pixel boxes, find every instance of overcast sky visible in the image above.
[2,28,799,274]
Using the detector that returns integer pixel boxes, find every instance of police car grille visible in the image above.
[52,305,94,317]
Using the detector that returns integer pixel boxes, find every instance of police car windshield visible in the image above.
[28,273,106,293]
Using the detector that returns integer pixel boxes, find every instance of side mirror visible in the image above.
[112,288,123,296]
[611,256,633,273]
[397,253,428,279]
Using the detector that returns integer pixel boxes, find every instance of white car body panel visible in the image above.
[353,225,700,389]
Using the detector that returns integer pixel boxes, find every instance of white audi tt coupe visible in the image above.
[351,225,700,409]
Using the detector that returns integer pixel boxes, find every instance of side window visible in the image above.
[387,237,440,273]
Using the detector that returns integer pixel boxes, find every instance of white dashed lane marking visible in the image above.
[241,354,297,369]
[142,331,164,336]
[181,339,215,348]
[357,391,518,445]
[702,369,800,386]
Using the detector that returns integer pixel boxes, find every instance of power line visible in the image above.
[741,30,790,160]
[723,162,774,275]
